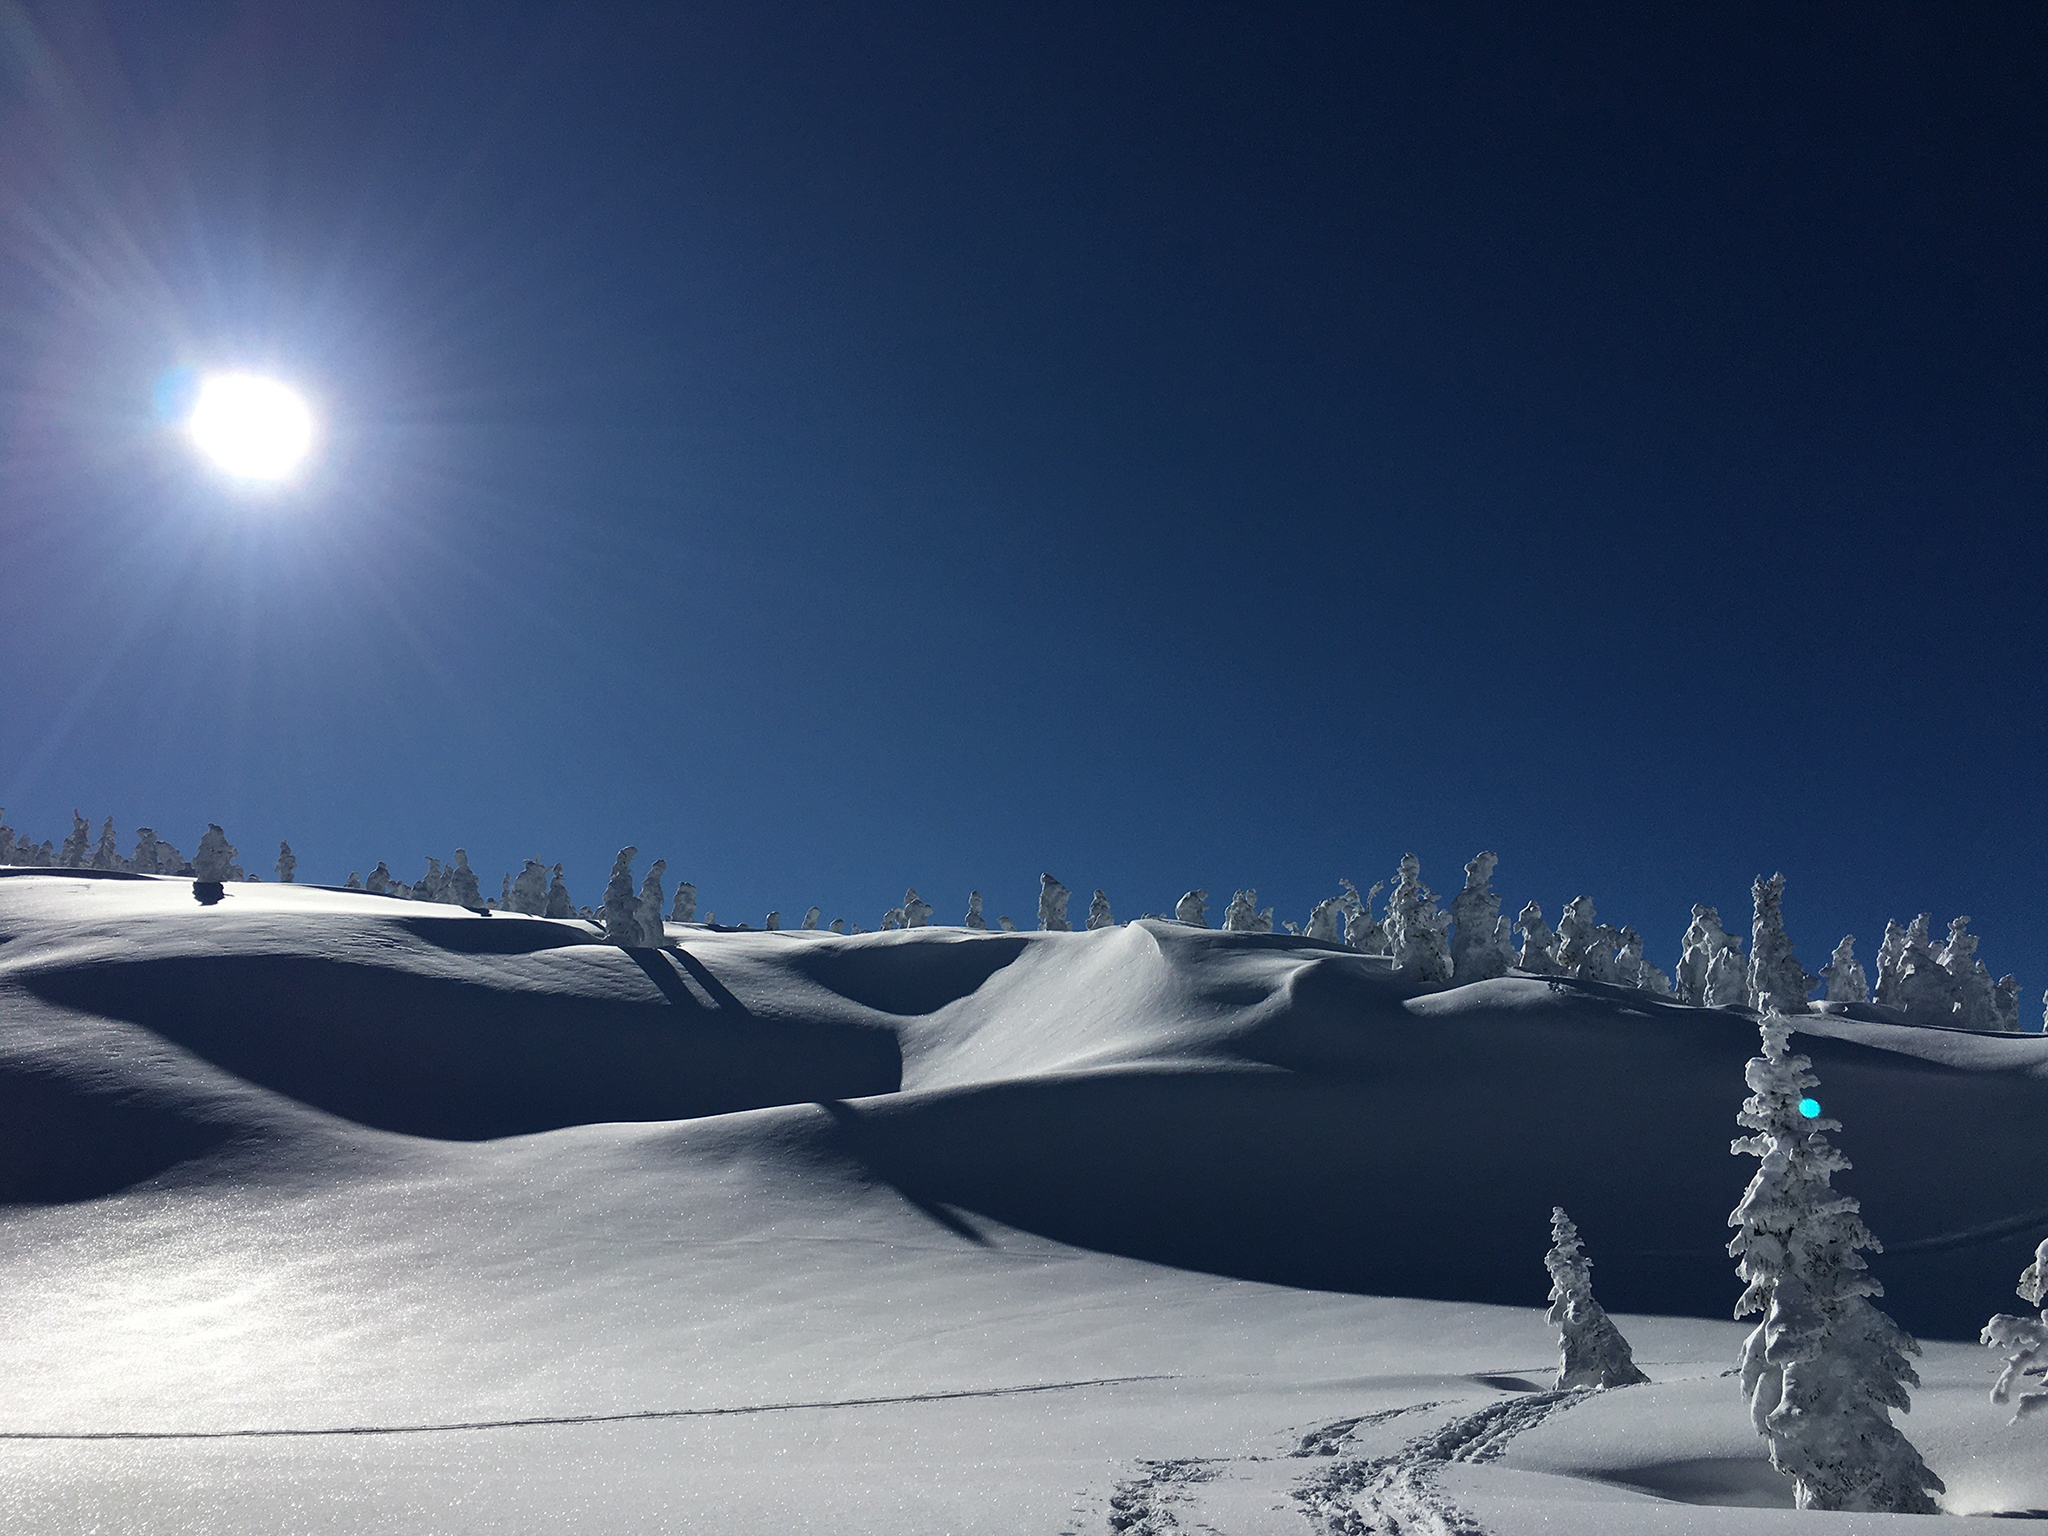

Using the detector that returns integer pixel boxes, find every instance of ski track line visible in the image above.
[0,1374,1178,1443]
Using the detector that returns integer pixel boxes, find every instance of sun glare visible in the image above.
[187,373,316,482]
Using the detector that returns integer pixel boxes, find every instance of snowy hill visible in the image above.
[4,868,2047,1531]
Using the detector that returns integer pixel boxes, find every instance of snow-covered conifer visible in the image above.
[1087,890,1115,930]
[89,818,120,871]
[1305,897,1345,943]
[1873,919,1911,1008]
[964,892,988,930]
[276,842,296,883]
[1223,890,1259,932]
[638,859,668,944]
[828,918,846,934]
[58,811,91,869]
[1705,939,1752,1009]
[1749,873,1814,1014]
[1515,901,1561,974]
[765,911,781,931]
[1556,897,1617,982]
[1728,1014,1943,1513]
[801,907,820,930]
[669,881,696,924]
[193,825,238,883]
[1449,852,1515,984]
[1983,1239,2048,1423]
[1994,977,2021,1032]
[998,916,1018,932]
[1939,917,2000,1030]
[1613,928,1646,989]
[498,874,509,909]
[1894,916,1959,1025]
[509,860,548,915]
[1641,958,1674,996]
[601,847,642,945]
[1677,905,1737,1006]
[1039,874,1072,932]
[416,857,447,903]
[881,908,904,931]
[449,851,483,908]
[1343,879,1389,955]
[131,828,161,875]
[366,861,394,895]
[1821,937,1868,1004]
[1174,889,1209,927]
[0,813,13,866]
[1546,1207,1649,1390]
[903,889,933,928]
[345,871,363,889]
[1385,855,1453,985]
[1253,902,1275,932]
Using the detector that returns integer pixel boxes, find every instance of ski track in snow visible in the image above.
[0,1374,1175,1442]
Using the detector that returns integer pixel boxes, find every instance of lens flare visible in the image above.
[1799,1097,1821,1119]
[187,373,316,481]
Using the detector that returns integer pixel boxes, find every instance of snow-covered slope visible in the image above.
[3,869,2045,1532]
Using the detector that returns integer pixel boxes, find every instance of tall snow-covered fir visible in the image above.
[1544,1207,1649,1390]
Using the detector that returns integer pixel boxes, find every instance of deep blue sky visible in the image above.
[2,3,2042,986]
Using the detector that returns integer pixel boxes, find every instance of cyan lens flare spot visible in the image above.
[1799,1097,1822,1119]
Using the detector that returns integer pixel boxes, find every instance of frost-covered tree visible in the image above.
[1087,890,1115,930]
[1346,883,1389,955]
[58,811,92,869]
[1546,1207,1649,1390]
[366,861,394,895]
[1555,897,1617,982]
[1386,855,1453,985]
[1872,918,1912,1009]
[1893,915,1960,1025]
[1305,896,1346,943]
[638,858,668,944]
[415,857,447,903]
[193,825,238,883]
[498,874,510,909]
[1993,976,2021,1033]
[1983,1239,2048,1423]
[1174,889,1209,927]
[1514,901,1561,974]
[998,915,1018,932]
[1613,928,1646,989]
[1939,917,2000,1030]
[1820,937,1868,1004]
[1749,874,1815,1014]
[131,828,161,875]
[1223,890,1260,932]
[1039,874,1073,932]
[881,907,905,930]
[1678,905,1738,1006]
[801,907,821,930]
[1705,939,1753,1009]
[275,842,296,883]
[964,891,988,930]
[903,889,933,928]
[601,847,642,945]
[89,818,121,871]
[344,871,363,889]
[1449,852,1516,984]
[669,881,696,924]
[0,813,13,866]
[509,860,549,915]
[765,911,781,931]
[449,850,484,909]
[828,918,846,934]
[1728,1014,1943,1514]
[545,863,574,916]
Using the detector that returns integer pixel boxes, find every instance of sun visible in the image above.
[186,372,316,482]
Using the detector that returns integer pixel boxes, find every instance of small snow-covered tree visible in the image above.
[509,860,548,915]
[131,827,161,876]
[801,906,821,930]
[1678,905,1738,1006]
[881,907,905,930]
[1993,976,2021,1032]
[1385,855,1453,985]
[275,842,296,883]
[90,818,121,871]
[1705,939,1752,1009]
[1982,1239,2048,1423]
[828,918,846,934]
[193,825,238,883]
[601,847,642,945]
[1174,889,1209,927]
[58,811,91,869]
[638,858,668,944]
[1555,897,1616,982]
[903,889,933,928]
[1749,873,1815,1014]
[1820,937,1868,1004]
[366,861,394,895]
[669,881,696,924]
[1613,928,1646,989]
[1087,890,1115,930]
[1546,1207,1649,1390]
[1039,874,1072,932]
[964,891,988,930]
[1872,918,1912,1008]
[1223,890,1259,932]
[1939,917,2000,1030]
[1728,1014,1943,1514]
[497,873,510,909]
[1893,916,1959,1024]
[1339,879,1388,954]
[449,850,484,909]
[998,915,1018,932]
[344,871,363,889]
[1515,901,1561,974]
[547,864,574,919]
[765,911,781,931]
[1450,852,1515,984]
[0,813,13,866]
[1305,897,1345,943]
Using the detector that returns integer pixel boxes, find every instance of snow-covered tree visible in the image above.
[1546,1207,1649,1390]
[131,828,161,875]
[1993,976,2021,1032]
[344,871,363,889]
[998,915,1018,932]
[801,907,821,930]
[1705,939,1753,1009]
[828,918,846,934]
[1039,874,1072,932]
[1385,855,1453,985]
[1613,928,1646,989]
[58,811,91,869]
[601,848,642,945]
[548,864,574,919]
[89,818,121,871]
[669,881,696,924]
[765,911,781,930]
[1678,905,1738,1006]
[1305,897,1345,943]
[0,813,13,866]
[903,889,933,928]
[1820,937,1868,1004]
[1984,1239,2048,1423]
[964,891,988,930]
[1087,890,1115,930]
[1893,916,1959,1024]
[449,850,484,908]
[1556,897,1617,982]
[1939,917,2000,1030]
[1174,889,1209,927]
[638,858,668,944]
[1514,901,1561,974]
[1223,890,1260,932]
[497,874,510,910]
[1749,873,1815,1014]
[1728,1014,1943,1514]
[366,861,394,896]
[1872,919,1911,1008]
[881,908,905,930]
[1449,852,1515,984]
[193,825,238,883]
[509,860,548,915]
[275,842,296,883]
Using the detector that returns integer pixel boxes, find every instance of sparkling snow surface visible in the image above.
[2,871,2046,1532]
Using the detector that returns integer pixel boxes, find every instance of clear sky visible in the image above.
[2,4,2042,988]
